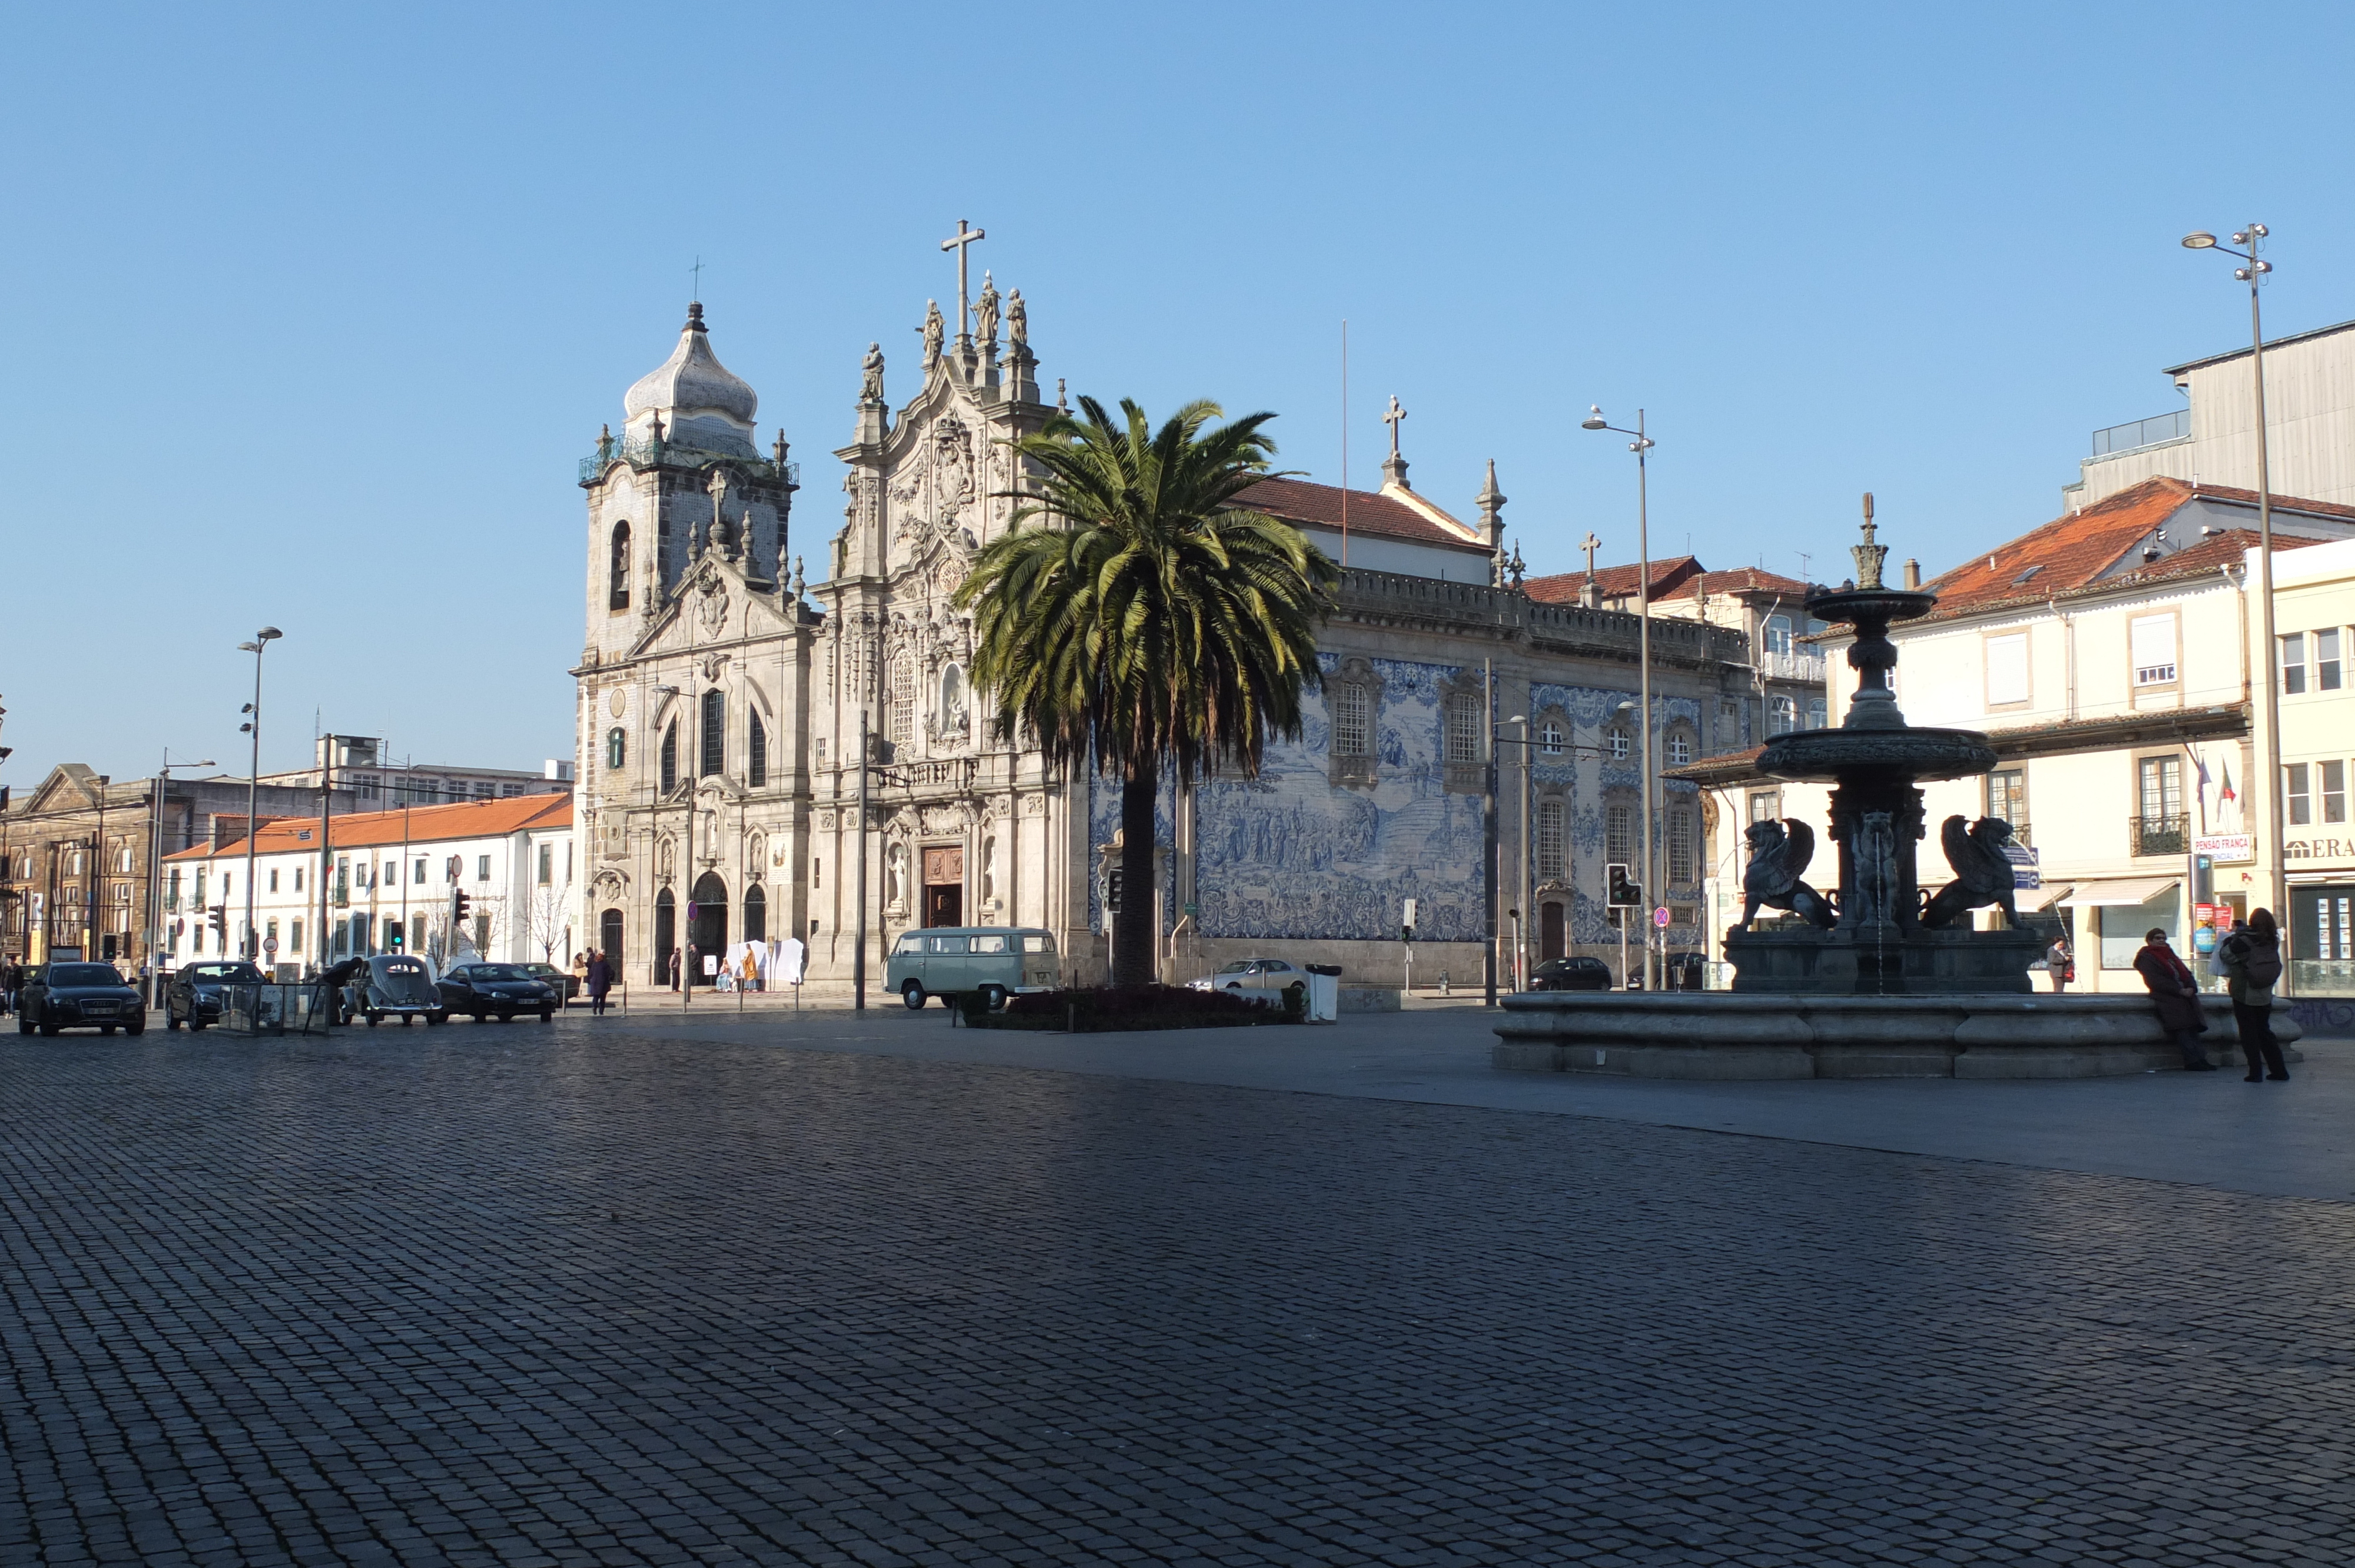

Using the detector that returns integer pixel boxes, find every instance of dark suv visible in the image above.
[1528,955,1615,992]
[165,961,268,1031]
[19,962,147,1037]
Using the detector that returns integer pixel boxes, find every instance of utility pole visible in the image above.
[854,708,870,1011]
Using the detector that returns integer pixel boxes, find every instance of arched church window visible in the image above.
[889,655,916,746]
[742,884,767,943]
[701,689,725,777]
[1666,730,1694,766]
[1538,717,1564,755]
[748,707,768,789]
[609,521,631,611]
[606,727,626,773]
[1605,725,1631,760]
[1768,696,1797,736]
[660,723,678,794]
[1537,798,1565,879]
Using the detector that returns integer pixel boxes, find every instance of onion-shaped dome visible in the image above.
[623,303,757,426]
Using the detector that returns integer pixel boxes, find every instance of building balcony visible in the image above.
[2091,409,2190,457]
[2129,813,2189,858]
[1758,647,1826,684]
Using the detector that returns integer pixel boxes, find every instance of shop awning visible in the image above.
[2025,884,2072,910]
[2055,878,2179,908]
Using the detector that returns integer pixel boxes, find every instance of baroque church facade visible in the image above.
[572,263,1770,993]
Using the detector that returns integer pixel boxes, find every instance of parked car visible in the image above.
[434,962,559,1022]
[19,962,146,1037]
[1188,957,1308,998]
[1528,955,1614,992]
[518,962,580,1003]
[346,955,448,1026]
[887,927,1060,1010]
[165,961,268,1031]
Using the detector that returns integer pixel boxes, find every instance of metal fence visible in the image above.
[2091,409,2190,457]
[217,982,334,1035]
[2129,813,2190,858]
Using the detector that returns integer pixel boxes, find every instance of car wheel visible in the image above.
[127,1019,145,1037]
[901,981,927,1010]
[366,1012,381,1026]
[539,1009,553,1023]
[190,1015,208,1032]
[473,1011,487,1023]
[165,1008,183,1031]
[427,1011,447,1026]
[1226,982,1243,990]
[980,984,1007,1012]
[16,1016,31,1035]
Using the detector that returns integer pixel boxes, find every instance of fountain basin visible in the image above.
[1724,925,2046,994]
[1757,726,1998,784]
[1492,992,2303,1080]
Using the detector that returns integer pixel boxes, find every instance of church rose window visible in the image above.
[701,689,725,776]
[609,521,631,611]
[1445,693,1480,765]
[1537,799,1565,879]
[1334,683,1369,756]
[748,708,768,788]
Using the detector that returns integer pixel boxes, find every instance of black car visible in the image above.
[19,962,147,1037]
[1528,955,1615,992]
[435,962,558,1022]
[165,961,268,1031]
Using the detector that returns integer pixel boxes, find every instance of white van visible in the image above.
[887,927,1059,1010]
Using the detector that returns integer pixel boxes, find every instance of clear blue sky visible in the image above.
[6,2,2353,784]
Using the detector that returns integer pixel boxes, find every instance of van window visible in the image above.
[1022,935,1055,954]
[893,934,924,955]
[930,936,969,953]
[971,934,1007,954]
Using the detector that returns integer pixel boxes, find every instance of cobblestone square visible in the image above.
[4,1017,2353,1565]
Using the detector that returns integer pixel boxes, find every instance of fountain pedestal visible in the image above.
[1723,924,2048,994]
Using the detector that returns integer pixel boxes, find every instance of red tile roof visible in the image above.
[1916,476,2345,623]
[1525,556,1704,604]
[166,793,572,862]
[1238,477,1490,554]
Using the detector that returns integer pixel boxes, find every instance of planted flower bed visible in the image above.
[961,984,1300,1032]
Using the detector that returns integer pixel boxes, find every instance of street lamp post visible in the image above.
[148,753,214,998]
[1583,406,1659,988]
[2181,226,2285,942]
[236,629,283,964]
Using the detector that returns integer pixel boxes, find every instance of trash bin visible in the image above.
[1664,954,1707,992]
[1303,964,1342,1023]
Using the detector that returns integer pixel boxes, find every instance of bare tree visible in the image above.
[528,879,572,963]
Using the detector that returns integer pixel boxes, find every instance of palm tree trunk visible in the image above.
[1114,765,1157,988]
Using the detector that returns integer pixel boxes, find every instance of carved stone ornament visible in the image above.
[1022,793,1046,816]
[608,687,626,717]
[701,652,727,683]
[817,811,837,832]
[698,582,729,638]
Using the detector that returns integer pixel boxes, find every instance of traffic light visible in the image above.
[386,921,404,951]
[451,888,471,926]
[1606,864,1640,910]
[1104,868,1123,914]
[208,904,226,942]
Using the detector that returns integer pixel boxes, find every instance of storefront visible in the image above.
[2287,878,2355,996]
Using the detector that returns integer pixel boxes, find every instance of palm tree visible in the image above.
[955,396,1341,987]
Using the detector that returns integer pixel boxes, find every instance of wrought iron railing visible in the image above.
[2130,813,2189,857]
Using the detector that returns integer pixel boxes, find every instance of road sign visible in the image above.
[1653,906,1670,928]
[264,936,278,955]
[1402,896,1417,927]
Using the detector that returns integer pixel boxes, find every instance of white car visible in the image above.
[1189,957,1309,996]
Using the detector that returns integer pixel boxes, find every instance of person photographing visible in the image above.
[2217,911,2290,1082]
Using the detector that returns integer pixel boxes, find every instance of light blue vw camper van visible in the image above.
[887,927,1059,1009]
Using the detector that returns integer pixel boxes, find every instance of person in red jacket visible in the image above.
[2132,928,2218,1071]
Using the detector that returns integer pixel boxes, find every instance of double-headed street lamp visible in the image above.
[236,629,283,962]
[1581,406,1660,989]
[2181,225,2285,937]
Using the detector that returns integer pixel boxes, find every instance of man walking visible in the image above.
[2133,927,2218,1071]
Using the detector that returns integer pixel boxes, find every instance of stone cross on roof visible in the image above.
[940,219,986,344]
[1580,531,1601,576]
[1382,395,1407,457]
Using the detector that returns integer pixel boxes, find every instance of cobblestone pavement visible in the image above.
[4,1022,2353,1566]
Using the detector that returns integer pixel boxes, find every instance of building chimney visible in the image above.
[1902,558,1921,590]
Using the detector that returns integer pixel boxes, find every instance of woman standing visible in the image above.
[2217,910,2289,1081]
[585,949,614,1016]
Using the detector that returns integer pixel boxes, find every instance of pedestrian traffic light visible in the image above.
[1606,864,1639,909]
[386,921,404,951]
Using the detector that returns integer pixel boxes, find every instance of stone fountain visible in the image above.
[1492,514,2303,1079]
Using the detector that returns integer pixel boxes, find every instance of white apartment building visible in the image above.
[1680,476,2355,997]
[161,795,575,976]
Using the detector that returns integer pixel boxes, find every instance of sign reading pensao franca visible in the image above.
[2195,833,2254,863]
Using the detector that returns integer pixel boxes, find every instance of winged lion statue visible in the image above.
[1737,818,1837,931]
[1918,815,2021,929]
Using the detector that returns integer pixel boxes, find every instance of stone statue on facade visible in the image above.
[706,467,732,557]
[1006,288,1026,346]
[973,271,1000,348]
[920,301,945,371]
[1918,815,2021,929]
[861,341,885,403]
[1847,810,1902,928]
[1736,819,1836,932]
